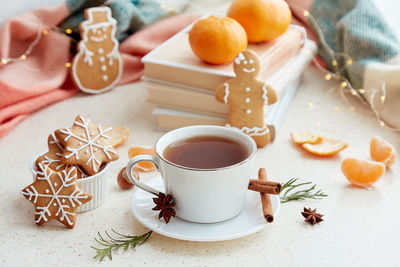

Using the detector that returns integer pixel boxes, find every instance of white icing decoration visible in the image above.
[100,56,105,62]
[245,98,250,103]
[225,124,269,136]
[246,109,252,114]
[71,7,122,94]
[98,48,104,54]
[79,42,94,66]
[102,74,108,81]
[40,134,87,178]
[234,52,245,65]
[244,60,247,65]
[249,59,254,64]
[101,65,107,71]
[21,164,89,226]
[262,84,269,104]
[243,67,256,73]
[246,87,250,92]
[90,36,105,42]
[223,83,229,103]
[54,182,57,187]
[106,44,119,66]
[59,116,116,172]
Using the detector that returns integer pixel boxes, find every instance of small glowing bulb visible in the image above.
[42,29,48,35]
[380,95,386,102]
[333,106,340,112]
[303,10,309,17]
[358,89,365,94]
[339,82,347,88]
[306,50,311,55]
[349,106,356,112]
[160,3,167,9]
[20,54,26,60]
[65,62,71,68]
[380,121,385,127]
[346,58,353,65]
[66,28,72,34]
[308,102,314,110]
[332,60,338,67]
[350,89,358,96]
[1,59,7,64]
[324,74,332,80]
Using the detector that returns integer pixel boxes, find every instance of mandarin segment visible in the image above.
[302,138,348,156]
[189,16,247,64]
[341,158,385,187]
[128,147,156,172]
[370,136,396,168]
[290,130,323,144]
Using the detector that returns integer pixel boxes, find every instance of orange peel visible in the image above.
[128,146,156,172]
[109,126,130,148]
[290,130,323,144]
[302,138,348,156]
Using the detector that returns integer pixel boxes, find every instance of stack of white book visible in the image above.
[141,15,317,141]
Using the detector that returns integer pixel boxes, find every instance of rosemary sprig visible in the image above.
[91,230,152,261]
[280,178,327,203]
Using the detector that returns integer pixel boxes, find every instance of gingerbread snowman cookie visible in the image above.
[72,7,122,94]
[215,49,278,148]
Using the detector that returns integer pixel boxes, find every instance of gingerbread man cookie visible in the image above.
[21,164,92,228]
[215,49,278,148]
[72,7,122,94]
[35,133,87,179]
[55,115,119,176]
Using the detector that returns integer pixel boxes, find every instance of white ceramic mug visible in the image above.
[126,125,257,223]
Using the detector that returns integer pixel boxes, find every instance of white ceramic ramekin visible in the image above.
[30,153,110,213]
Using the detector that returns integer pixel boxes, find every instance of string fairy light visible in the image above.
[1,2,174,69]
[0,22,44,65]
[293,5,400,132]
[0,18,75,67]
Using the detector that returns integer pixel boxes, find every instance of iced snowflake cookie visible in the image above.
[21,164,92,228]
[55,115,119,176]
[35,133,87,179]
[215,49,278,148]
[71,6,122,94]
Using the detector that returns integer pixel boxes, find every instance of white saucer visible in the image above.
[131,176,280,242]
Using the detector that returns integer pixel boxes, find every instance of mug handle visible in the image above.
[126,155,162,196]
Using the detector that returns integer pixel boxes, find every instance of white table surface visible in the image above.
[1,1,400,266]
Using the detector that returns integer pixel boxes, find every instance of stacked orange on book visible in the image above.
[228,0,292,42]
[189,16,247,64]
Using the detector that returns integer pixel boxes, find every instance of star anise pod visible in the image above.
[301,207,324,225]
[152,192,176,223]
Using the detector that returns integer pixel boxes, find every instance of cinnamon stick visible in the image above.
[258,168,274,223]
[248,179,281,194]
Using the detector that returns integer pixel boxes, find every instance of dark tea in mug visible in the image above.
[163,135,249,169]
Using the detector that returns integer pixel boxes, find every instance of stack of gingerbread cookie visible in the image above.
[21,115,128,228]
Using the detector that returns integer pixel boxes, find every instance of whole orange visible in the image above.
[228,0,292,43]
[188,16,247,64]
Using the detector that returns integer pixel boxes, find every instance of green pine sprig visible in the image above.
[280,178,327,203]
[91,230,152,261]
